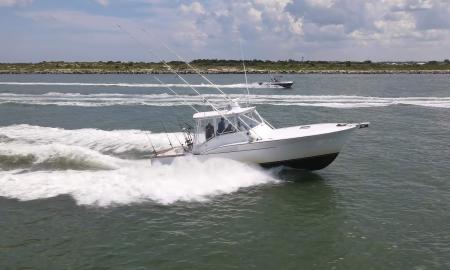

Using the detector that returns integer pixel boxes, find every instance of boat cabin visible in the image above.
[191,104,272,154]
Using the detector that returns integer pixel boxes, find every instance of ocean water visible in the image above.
[0,74,449,269]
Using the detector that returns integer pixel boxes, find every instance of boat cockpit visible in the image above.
[191,104,272,154]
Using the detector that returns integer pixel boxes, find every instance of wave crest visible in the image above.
[0,143,119,171]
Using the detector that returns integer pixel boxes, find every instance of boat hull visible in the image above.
[259,81,294,88]
[260,152,339,170]
[152,124,356,170]
[273,81,294,88]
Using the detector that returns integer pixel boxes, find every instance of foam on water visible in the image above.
[0,124,181,157]
[0,125,277,206]
[0,142,119,170]
[1,92,450,108]
[0,158,276,206]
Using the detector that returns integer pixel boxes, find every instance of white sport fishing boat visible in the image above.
[137,43,368,170]
[151,100,369,170]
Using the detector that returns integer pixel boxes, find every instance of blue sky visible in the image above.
[1,0,450,62]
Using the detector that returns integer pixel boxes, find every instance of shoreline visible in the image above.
[2,70,450,75]
[2,60,450,75]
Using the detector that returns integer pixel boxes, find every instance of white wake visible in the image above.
[0,124,181,156]
[0,125,277,206]
[1,92,450,108]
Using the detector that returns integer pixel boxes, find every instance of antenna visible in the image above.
[239,38,250,105]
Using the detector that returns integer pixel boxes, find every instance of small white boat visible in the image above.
[151,101,369,170]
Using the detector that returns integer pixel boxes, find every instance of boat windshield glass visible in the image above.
[196,115,244,144]
[238,111,262,130]
[195,110,263,144]
[216,116,237,135]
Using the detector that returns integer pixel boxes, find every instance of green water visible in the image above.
[0,74,449,269]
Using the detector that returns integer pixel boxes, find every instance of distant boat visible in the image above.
[258,75,294,88]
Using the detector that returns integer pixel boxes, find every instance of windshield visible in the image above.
[238,111,262,130]
[216,116,238,135]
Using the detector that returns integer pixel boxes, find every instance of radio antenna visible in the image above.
[239,38,250,105]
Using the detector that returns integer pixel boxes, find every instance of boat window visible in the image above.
[216,117,226,135]
[196,119,215,143]
[219,116,237,135]
[237,117,247,131]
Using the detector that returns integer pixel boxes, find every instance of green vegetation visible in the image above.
[1,60,450,74]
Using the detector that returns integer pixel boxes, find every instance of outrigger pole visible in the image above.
[158,40,232,102]
[153,76,200,149]
[116,25,218,110]
[153,76,199,113]
[116,24,259,139]
[117,24,207,103]
[156,32,271,132]
[148,30,269,136]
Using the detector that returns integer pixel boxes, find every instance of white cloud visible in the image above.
[0,0,32,7]
[389,0,435,10]
[287,14,304,35]
[374,12,417,39]
[181,0,305,38]
[247,7,262,23]
[94,0,109,7]
[7,0,450,61]
[305,0,335,8]
[164,0,450,59]
[180,2,205,15]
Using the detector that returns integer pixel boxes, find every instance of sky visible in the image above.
[1,0,450,62]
